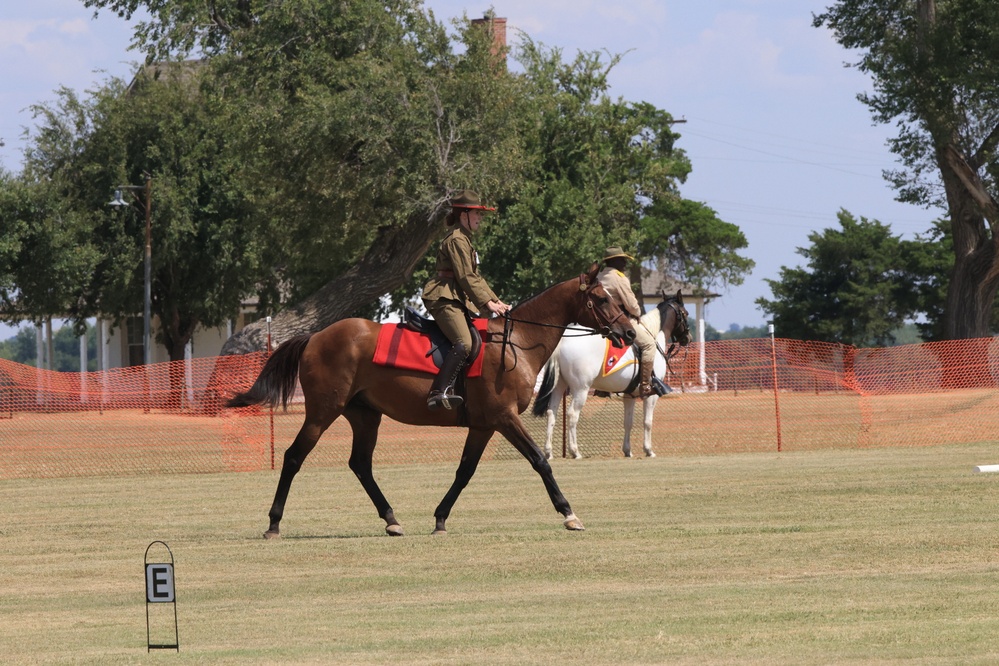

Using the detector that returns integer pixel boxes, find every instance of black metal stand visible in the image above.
[145,541,179,652]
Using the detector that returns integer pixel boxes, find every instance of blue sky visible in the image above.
[0,0,942,340]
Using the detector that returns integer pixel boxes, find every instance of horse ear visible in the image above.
[587,262,600,278]
[675,288,683,304]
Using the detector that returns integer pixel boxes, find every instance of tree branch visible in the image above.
[219,207,445,354]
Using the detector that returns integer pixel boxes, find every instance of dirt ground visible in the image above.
[3,387,997,479]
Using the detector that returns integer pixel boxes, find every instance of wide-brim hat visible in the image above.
[450,189,496,211]
[603,246,633,262]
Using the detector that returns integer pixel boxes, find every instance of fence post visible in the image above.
[769,324,783,452]
[267,316,275,471]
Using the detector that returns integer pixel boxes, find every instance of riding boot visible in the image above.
[427,342,467,411]
[636,358,654,399]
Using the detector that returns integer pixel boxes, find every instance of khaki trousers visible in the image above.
[425,299,473,359]
[634,320,657,368]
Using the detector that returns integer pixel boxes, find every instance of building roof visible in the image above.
[640,267,719,302]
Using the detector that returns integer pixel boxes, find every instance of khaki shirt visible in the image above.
[597,266,642,318]
[422,226,499,314]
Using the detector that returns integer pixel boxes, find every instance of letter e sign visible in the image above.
[145,563,175,603]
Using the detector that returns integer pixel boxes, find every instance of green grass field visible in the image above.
[3,441,999,664]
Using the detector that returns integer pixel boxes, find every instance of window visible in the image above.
[125,317,144,366]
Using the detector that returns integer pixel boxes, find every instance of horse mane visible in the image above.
[508,278,567,314]
[639,304,662,338]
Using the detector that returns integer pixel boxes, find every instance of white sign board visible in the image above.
[145,563,175,603]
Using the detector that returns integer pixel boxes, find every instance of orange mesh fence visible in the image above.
[2,337,999,479]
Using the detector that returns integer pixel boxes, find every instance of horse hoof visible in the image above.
[563,514,585,531]
[385,524,405,537]
[646,451,656,458]
[263,530,280,540]
[431,529,447,536]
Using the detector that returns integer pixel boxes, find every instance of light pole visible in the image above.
[109,174,153,366]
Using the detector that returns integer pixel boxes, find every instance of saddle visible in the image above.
[371,309,488,377]
[402,307,484,369]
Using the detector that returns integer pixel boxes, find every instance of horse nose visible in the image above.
[624,329,636,344]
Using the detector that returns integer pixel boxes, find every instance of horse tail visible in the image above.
[226,335,312,410]
[532,354,560,417]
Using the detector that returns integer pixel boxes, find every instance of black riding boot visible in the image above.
[427,342,467,411]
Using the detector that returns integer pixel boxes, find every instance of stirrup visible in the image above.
[650,376,671,396]
[427,390,463,411]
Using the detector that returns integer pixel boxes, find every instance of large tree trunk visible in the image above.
[940,144,999,339]
[220,209,443,355]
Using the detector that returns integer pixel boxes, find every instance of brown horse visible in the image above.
[227,263,636,537]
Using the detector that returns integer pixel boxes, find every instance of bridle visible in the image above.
[574,272,630,342]
[498,272,631,371]
[656,298,691,375]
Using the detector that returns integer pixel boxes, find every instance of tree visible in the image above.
[472,44,690,300]
[0,169,101,330]
[639,198,755,296]
[79,0,526,354]
[68,1,748,356]
[815,0,999,339]
[756,210,919,345]
[0,325,97,371]
[457,41,751,306]
[18,66,259,362]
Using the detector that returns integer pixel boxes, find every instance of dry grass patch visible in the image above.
[2,442,999,664]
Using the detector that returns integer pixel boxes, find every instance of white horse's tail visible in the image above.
[531,349,562,417]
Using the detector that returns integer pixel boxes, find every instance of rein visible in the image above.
[499,272,625,372]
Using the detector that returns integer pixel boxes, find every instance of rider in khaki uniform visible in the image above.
[422,190,511,410]
[596,246,660,399]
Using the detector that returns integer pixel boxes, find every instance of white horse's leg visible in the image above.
[543,377,567,460]
[621,396,636,457]
[642,395,659,457]
[543,407,556,460]
[566,387,589,459]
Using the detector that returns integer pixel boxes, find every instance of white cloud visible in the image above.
[58,18,90,36]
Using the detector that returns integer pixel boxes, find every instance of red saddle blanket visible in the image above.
[372,318,490,377]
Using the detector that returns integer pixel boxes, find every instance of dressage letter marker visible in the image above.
[144,541,179,652]
[146,564,174,602]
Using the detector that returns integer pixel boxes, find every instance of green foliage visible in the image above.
[11,65,258,360]
[0,325,97,371]
[815,0,999,339]
[478,41,697,301]
[704,323,771,341]
[640,198,755,292]
[10,0,752,351]
[206,2,525,304]
[0,169,101,326]
[815,0,999,209]
[469,39,753,303]
[756,210,920,345]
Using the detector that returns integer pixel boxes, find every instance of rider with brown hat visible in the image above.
[597,246,660,399]
[422,190,512,410]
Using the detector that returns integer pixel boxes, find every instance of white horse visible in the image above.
[532,291,691,459]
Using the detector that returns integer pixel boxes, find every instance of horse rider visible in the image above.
[422,190,512,410]
[596,246,660,399]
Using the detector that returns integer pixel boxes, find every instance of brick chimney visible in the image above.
[471,13,508,64]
